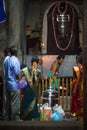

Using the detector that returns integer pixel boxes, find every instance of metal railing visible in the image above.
[38,76,73,111]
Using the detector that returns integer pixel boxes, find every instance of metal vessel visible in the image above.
[42,84,58,107]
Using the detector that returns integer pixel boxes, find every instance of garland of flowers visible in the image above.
[52,1,74,51]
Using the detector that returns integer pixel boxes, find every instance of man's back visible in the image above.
[5,55,21,91]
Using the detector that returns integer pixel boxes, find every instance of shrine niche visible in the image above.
[42,1,82,55]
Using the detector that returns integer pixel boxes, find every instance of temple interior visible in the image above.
[0,0,87,129]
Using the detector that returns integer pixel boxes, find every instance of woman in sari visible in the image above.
[70,55,83,121]
[20,64,40,120]
[30,56,42,100]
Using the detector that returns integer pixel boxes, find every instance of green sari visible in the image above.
[20,84,40,120]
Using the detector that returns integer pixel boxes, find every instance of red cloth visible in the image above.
[70,80,82,115]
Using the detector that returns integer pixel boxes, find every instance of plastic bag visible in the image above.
[17,77,27,89]
[53,104,66,119]
[40,103,51,121]
[51,111,63,121]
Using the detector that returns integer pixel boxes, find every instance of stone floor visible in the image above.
[0,110,81,121]
[0,120,83,130]
[0,112,83,130]
[0,108,77,121]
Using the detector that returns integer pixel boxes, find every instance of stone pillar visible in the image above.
[8,0,26,63]
[83,0,87,129]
